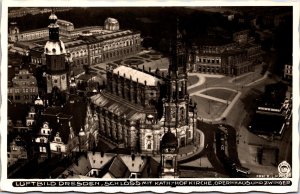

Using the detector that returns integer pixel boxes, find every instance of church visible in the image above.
[87,24,198,155]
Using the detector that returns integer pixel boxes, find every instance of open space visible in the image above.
[191,96,227,120]
[188,76,199,86]
[203,89,237,102]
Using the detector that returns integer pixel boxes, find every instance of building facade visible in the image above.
[188,30,262,76]
[7,138,28,167]
[283,64,292,80]
[26,17,141,67]
[8,68,39,103]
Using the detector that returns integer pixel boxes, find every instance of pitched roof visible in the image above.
[87,152,116,169]
[67,155,91,176]
[49,120,71,144]
[119,154,147,173]
[90,92,150,122]
[8,103,30,126]
[108,156,130,178]
[113,65,162,86]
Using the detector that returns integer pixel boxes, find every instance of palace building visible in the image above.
[87,24,197,155]
[187,30,262,76]
[24,16,141,67]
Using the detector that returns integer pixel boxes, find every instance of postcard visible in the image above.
[1,0,299,193]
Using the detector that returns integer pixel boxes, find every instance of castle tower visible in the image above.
[44,12,69,93]
[163,19,190,146]
[160,130,179,178]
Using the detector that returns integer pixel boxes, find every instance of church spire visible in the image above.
[168,18,186,77]
[48,10,59,41]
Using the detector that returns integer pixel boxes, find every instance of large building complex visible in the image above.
[87,26,197,155]
[9,16,142,67]
[188,30,262,76]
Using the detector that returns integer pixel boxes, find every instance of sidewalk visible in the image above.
[190,87,242,122]
[177,129,205,161]
[245,71,270,87]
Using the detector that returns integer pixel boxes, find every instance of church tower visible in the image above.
[163,19,191,146]
[44,12,69,93]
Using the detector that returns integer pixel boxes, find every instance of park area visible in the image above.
[191,96,228,120]
[204,89,237,102]
[90,49,169,76]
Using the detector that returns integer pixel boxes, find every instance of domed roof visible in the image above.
[105,17,119,24]
[34,95,44,106]
[161,131,178,148]
[79,128,86,137]
[44,40,66,55]
[49,13,58,24]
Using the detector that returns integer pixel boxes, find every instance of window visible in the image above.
[55,137,61,142]
[188,130,192,138]
[39,146,46,153]
[147,142,152,150]
[165,159,173,168]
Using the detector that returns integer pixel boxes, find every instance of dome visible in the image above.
[105,17,118,24]
[44,40,66,55]
[49,13,58,24]
[161,131,178,149]
[34,96,44,106]
[79,128,86,137]
[104,17,119,31]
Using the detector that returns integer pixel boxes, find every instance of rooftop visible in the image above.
[90,92,149,121]
[113,65,162,86]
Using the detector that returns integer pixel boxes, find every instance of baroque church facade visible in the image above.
[88,25,197,155]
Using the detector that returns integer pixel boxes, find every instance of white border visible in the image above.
[1,1,299,193]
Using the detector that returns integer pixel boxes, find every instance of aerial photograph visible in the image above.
[6,6,293,179]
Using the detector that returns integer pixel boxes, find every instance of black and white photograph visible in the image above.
[1,1,299,193]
